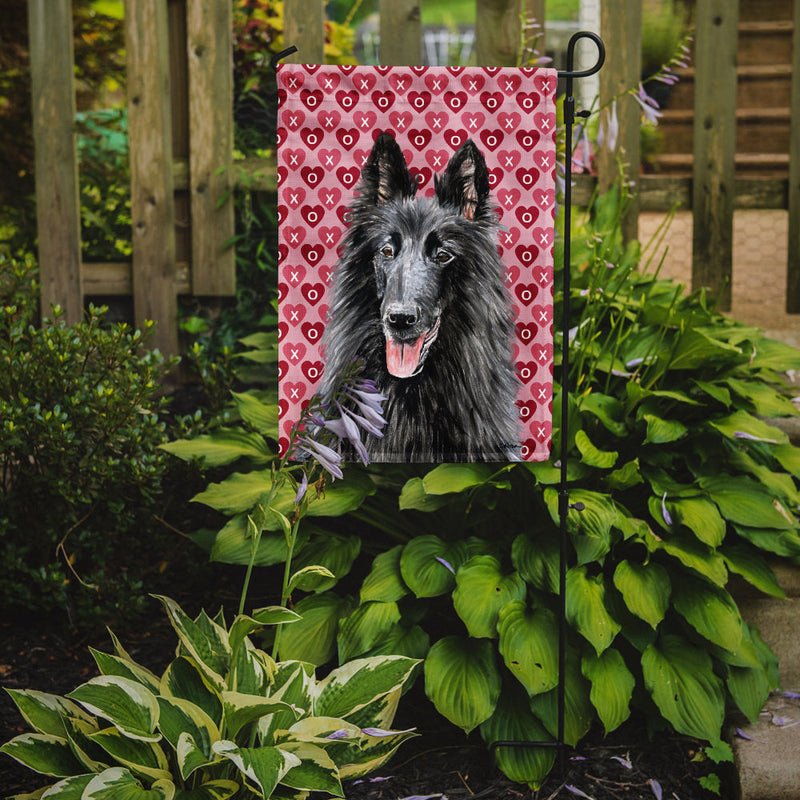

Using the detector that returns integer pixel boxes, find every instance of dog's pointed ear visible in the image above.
[435,140,490,221]
[358,132,416,206]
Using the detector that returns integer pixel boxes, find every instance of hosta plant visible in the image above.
[1,595,419,800]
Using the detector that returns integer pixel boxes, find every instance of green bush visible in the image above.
[166,185,800,788]
[1,595,419,798]
[0,253,174,622]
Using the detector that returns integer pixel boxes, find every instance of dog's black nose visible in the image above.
[387,311,416,329]
[385,304,418,332]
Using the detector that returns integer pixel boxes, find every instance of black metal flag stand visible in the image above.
[273,30,606,779]
[490,30,605,776]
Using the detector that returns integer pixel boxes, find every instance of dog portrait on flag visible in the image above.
[278,64,557,463]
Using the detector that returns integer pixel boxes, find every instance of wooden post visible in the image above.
[187,0,235,295]
[598,0,641,244]
[692,0,738,311]
[126,0,178,355]
[284,0,325,64]
[379,0,421,66]
[28,0,83,324]
[475,0,529,66]
[787,0,800,313]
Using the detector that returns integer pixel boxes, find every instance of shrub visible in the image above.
[1,595,419,798]
[0,253,174,623]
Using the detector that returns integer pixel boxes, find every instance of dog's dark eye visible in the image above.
[380,244,395,258]
[435,250,454,265]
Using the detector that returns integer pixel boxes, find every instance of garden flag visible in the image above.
[277,64,557,463]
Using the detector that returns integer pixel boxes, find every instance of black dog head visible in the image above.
[352,131,493,379]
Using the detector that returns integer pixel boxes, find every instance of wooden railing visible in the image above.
[26,0,800,355]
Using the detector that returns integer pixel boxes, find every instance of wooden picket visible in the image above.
[25,0,800,357]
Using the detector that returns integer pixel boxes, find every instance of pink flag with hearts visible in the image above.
[277,64,557,463]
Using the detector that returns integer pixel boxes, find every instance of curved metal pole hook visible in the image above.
[559,31,606,80]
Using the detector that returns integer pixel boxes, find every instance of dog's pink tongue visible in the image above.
[386,334,426,378]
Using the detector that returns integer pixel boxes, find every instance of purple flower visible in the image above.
[294,471,308,505]
[633,83,662,125]
[435,556,455,574]
[598,100,619,153]
[611,755,632,769]
[661,492,673,526]
[296,437,343,480]
[565,786,595,799]
[734,431,778,444]
[649,779,663,800]
[326,729,351,740]
[362,726,416,737]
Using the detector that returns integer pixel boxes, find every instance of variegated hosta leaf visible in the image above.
[61,716,106,773]
[154,596,231,690]
[335,726,418,781]
[496,601,559,697]
[0,732,85,777]
[81,767,174,799]
[90,648,161,694]
[212,740,300,798]
[313,656,420,721]
[219,691,297,741]
[424,636,501,734]
[156,696,219,778]
[480,681,555,790]
[581,648,635,735]
[228,610,299,658]
[565,566,621,655]
[258,662,315,745]
[276,741,344,796]
[452,556,526,639]
[88,727,171,782]
[4,689,93,737]
[160,657,222,727]
[642,634,725,741]
[39,773,94,798]
[171,779,239,799]
[66,676,160,742]
[230,640,276,696]
[612,560,671,629]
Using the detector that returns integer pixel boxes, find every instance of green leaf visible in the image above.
[193,471,274,515]
[360,545,409,603]
[452,556,526,639]
[733,524,800,558]
[67,676,160,742]
[511,533,559,593]
[497,601,558,696]
[581,649,635,734]
[172,780,239,800]
[4,689,93,737]
[668,328,743,371]
[700,474,797,530]
[156,696,219,778]
[672,575,743,652]
[725,378,799,417]
[646,528,728,586]
[544,488,617,564]
[480,682,555,789]
[291,535,361,592]
[772,443,800,477]
[208,516,298,567]
[748,336,800,371]
[277,593,351,665]
[399,536,468,598]
[231,391,279,437]
[89,650,161,694]
[643,414,687,444]
[160,428,273,467]
[32,773,94,798]
[228,609,300,656]
[421,463,493,494]
[212,741,299,797]
[337,601,402,662]
[424,636,501,733]
[82,768,174,799]
[575,429,618,468]
[606,458,644,491]
[708,410,788,445]
[314,656,420,721]
[0,733,85,777]
[612,560,670,629]
[727,663,772,724]
[566,566,621,655]
[528,650,593,747]
[721,543,786,598]
[362,624,430,660]
[668,496,726,547]
[398,477,451,511]
[641,634,725,741]
[580,392,627,436]
[88,727,170,782]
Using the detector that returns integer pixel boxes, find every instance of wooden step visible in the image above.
[660,64,793,112]
[738,0,794,22]
[658,107,791,155]
[738,20,794,66]
[649,152,789,178]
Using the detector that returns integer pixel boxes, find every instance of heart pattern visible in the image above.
[278,64,558,461]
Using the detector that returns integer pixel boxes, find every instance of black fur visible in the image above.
[319,131,521,462]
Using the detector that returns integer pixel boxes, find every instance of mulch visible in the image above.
[0,586,731,800]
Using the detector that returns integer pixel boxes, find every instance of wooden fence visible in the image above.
[27,0,800,355]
